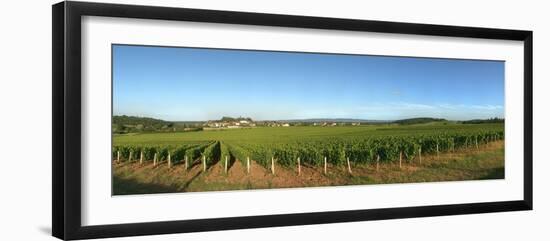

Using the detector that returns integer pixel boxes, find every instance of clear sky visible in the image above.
[113,44,504,121]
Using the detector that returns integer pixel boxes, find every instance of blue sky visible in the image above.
[113,45,504,121]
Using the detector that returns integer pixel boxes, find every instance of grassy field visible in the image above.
[113,123,503,145]
[112,123,504,195]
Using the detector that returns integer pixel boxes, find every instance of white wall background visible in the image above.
[0,0,547,240]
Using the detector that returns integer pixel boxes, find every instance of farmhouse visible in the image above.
[205,117,256,129]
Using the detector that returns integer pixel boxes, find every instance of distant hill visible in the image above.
[112,115,173,133]
[393,117,447,125]
[113,115,209,133]
[462,118,504,124]
[113,115,170,126]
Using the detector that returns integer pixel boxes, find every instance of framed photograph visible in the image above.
[52,1,533,240]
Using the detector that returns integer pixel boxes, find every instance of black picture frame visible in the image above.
[52,1,533,240]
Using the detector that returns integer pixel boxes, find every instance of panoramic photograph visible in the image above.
[111,44,505,195]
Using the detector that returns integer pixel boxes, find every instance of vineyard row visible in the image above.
[113,131,504,171]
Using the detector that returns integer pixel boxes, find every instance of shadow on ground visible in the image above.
[481,167,505,180]
[113,176,179,195]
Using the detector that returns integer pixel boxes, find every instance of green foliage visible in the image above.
[226,143,250,166]
[202,142,221,166]
[113,115,173,134]
[113,123,504,168]
[394,117,446,125]
[220,116,252,122]
[219,142,231,166]
[462,117,504,124]
[171,146,188,164]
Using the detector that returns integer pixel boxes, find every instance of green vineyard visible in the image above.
[112,124,504,171]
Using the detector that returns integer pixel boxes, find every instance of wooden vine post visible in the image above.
[129,151,133,162]
[139,151,143,165]
[202,155,206,172]
[153,153,157,166]
[247,156,250,174]
[184,155,188,170]
[116,151,120,163]
[475,137,479,150]
[436,143,439,158]
[297,157,301,176]
[399,151,403,169]
[224,156,228,174]
[167,152,171,169]
[347,157,352,174]
[324,156,327,175]
[271,156,275,175]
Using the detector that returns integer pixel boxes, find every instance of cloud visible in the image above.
[470,105,503,110]
[398,102,437,110]
[351,102,504,120]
